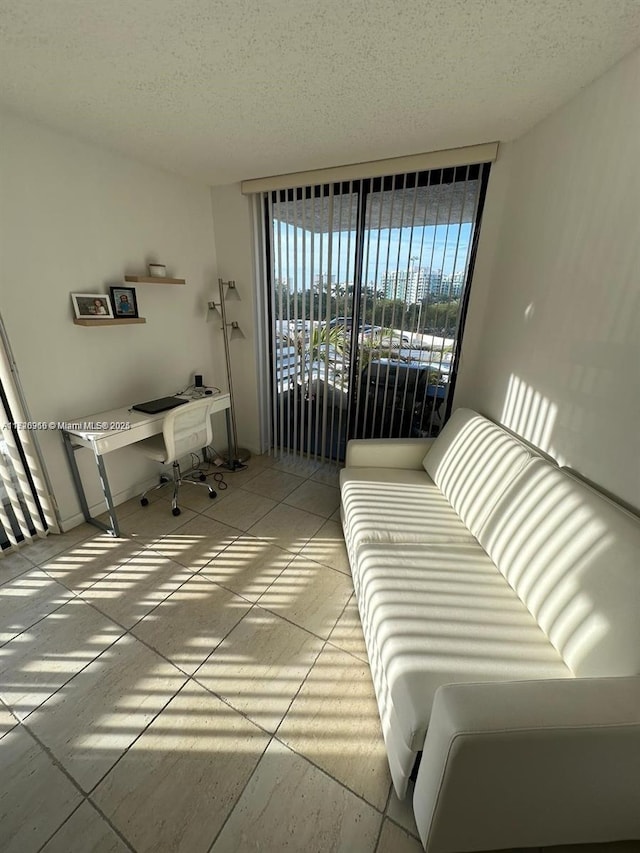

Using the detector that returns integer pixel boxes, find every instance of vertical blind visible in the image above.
[254,161,490,463]
[1,316,57,553]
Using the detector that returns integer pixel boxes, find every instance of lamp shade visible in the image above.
[229,321,245,340]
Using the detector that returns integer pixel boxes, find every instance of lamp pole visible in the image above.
[218,278,240,468]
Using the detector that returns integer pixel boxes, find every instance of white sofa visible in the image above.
[339,408,640,853]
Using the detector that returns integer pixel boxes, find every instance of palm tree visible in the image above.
[357,327,409,367]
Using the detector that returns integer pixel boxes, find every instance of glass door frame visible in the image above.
[262,162,492,460]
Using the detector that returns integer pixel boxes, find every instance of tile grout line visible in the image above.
[204,596,381,853]
[80,654,281,853]
[204,732,275,853]
[0,583,75,650]
[384,813,421,843]
[17,623,128,725]
[39,518,251,627]
[13,524,321,738]
[194,559,296,607]
[4,456,356,851]
[82,551,377,848]
[260,589,396,815]
[17,716,138,853]
[77,596,278,796]
[372,810,388,853]
[96,517,346,654]
[111,477,353,695]
[0,697,20,742]
[382,776,394,816]
[116,504,304,645]
[34,798,88,853]
[0,562,38,589]
[16,653,388,853]
[36,521,212,596]
[203,728,388,853]
[6,476,339,657]
[4,541,354,791]
[36,794,137,853]
[26,524,102,561]
[266,483,373,806]
[7,539,230,736]
[270,732,392,818]
[275,589,354,735]
[2,456,324,661]
[95,456,338,562]
[81,677,196,807]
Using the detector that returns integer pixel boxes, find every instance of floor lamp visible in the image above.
[208,278,249,469]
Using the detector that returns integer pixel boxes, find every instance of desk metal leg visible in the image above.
[62,431,91,522]
[94,451,121,537]
[61,431,121,538]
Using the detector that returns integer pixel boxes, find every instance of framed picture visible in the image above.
[109,286,139,318]
[71,293,114,319]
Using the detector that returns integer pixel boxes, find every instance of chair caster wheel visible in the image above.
[209,490,217,499]
[140,498,149,507]
[160,476,170,484]
[199,474,207,482]
[172,507,181,517]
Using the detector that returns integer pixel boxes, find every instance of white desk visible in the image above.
[61,393,232,537]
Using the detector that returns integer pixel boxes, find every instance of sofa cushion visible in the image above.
[479,459,640,678]
[340,467,474,555]
[354,541,572,751]
[422,408,536,538]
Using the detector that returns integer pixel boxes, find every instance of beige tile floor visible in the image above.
[0,452,638,853]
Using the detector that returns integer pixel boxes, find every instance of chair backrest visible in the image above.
[162,398,216,463]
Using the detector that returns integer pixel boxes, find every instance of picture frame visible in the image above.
[71,293,114,320]
[109,286,139,319]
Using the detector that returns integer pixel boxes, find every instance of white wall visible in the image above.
[0,111,221,528]
[456,48,640,510]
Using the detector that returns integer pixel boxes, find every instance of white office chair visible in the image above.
[136,398,217,516]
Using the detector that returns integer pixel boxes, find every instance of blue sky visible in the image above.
[273,221,473,288]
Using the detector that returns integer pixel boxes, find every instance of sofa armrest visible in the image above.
[414,677,640,853]
[345,438,435,470]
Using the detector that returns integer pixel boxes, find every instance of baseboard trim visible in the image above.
[58,476,160,533]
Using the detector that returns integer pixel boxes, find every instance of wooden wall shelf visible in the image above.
[73,317,147,326]
[124,276,186,285]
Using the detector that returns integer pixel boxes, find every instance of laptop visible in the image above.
[131,396,190,414]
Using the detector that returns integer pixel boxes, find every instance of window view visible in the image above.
[267,164,489,462]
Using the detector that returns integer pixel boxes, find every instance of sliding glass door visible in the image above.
[263,162,490,463]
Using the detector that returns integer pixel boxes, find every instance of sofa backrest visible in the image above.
[423,408,536,539]
[479,458,640,678]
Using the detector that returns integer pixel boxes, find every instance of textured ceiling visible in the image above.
[1,0,639,185]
